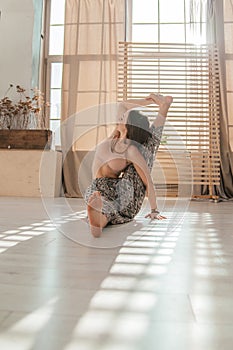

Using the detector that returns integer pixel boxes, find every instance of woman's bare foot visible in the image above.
[87,191,107,238]
[148,93,173,117]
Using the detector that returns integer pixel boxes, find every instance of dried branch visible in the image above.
[0,84,50,130]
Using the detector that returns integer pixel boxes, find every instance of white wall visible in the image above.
[0,0,34,99]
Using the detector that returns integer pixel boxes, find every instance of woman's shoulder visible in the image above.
[126,143,141,158]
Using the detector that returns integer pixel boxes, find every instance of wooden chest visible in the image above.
[0,129,52,150]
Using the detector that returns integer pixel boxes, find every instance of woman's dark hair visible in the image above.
[126,110,151,146]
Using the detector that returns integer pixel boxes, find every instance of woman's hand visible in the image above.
[145,212,167,220]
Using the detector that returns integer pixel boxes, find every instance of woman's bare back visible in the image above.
[92,137,130,179]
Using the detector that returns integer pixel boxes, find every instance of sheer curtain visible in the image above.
[189,0,233,198]
[206,0,233,198]
[61,0,125,197]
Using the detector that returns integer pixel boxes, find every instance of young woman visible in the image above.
[85,93,173,237]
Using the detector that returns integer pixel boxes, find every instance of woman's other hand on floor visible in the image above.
[145,212,167,220]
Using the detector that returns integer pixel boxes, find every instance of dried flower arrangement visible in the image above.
[0,84,49,130]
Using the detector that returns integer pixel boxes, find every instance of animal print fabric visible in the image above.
[84,122,164,225]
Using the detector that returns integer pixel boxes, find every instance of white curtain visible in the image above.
[189,0,233,198]
[61,0,125,197]
[206,0,233,198]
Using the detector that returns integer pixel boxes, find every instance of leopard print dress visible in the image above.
[84,121,164,225]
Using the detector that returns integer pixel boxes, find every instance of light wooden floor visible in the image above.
[0,196,233,350]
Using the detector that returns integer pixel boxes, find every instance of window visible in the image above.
[118,1,220,195]
[130,0,207,44]
[44,0,207,145]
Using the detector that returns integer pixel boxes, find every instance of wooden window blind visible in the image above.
[118,42,221,198]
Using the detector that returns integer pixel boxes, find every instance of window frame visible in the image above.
[43,0,65,144]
